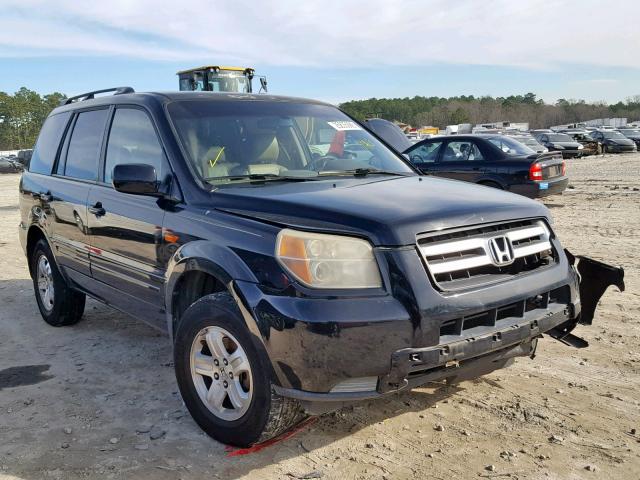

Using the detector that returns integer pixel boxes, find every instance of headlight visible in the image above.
[553,144,564,149]
[577,144,584,150]
[276,229,382,289]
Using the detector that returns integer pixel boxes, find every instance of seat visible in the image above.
[244,133,285,175]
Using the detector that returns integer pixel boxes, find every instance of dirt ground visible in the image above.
[1,154,638,480]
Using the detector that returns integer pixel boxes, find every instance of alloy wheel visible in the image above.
[190,326,253,421]
[37,254,55,312]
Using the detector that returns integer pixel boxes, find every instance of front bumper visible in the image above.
[606,144,636,153]
[235,246,622,405]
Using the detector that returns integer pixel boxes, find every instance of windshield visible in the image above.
[547,134,573,142]
[602,131,628,139]
[207,72,250,93]
[487,136,536,155]
[515,137,540,147]
[168,100,414,185]
[618,129,639,135]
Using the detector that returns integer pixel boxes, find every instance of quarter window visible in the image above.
[64,109,109,181]
[104,109,164,185]
[29,112,71,175]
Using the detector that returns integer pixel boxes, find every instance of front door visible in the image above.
[86,107,169,326]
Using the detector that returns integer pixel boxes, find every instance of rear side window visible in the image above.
[64,109,109,181]
[29,112,71,174]
[104,108,164,185]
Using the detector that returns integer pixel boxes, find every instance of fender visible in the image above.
[164,239,260,338]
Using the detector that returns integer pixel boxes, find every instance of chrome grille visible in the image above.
[418,219,556,291]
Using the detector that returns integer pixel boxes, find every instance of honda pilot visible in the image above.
[19,88,624,447]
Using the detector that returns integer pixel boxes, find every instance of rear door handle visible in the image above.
[89,202,106,216]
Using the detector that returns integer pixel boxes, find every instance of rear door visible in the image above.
[86,106,168,324]
[430,139,489,182]
[49,108,110,280]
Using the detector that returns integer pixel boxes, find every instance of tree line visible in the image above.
[340,93,640,129]
[0,88,66,150]
[2,88,640,150]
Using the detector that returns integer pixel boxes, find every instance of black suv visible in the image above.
[19,88,624,447]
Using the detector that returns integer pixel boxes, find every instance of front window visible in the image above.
[487,136,535,155]
[207,73,250,93]
[167,101,414,185]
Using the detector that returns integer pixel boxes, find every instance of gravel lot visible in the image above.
[1,154,639,480]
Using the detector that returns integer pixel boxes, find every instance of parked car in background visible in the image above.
[532,132,585,158]
[559,130,598,156]
[529,129,553,136]
[511,135,548,153]
[616,128,640,149]
[0,156,24,173]
[590,130,637,154]
[404,134,568,198]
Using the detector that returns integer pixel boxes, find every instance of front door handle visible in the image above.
[89,202,106,216]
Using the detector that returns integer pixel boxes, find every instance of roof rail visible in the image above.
[60,87,135,106]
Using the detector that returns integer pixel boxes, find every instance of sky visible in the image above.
[1,0,639,105]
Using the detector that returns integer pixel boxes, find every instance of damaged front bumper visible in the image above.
[547,250,625,347]
[272,251,624,412]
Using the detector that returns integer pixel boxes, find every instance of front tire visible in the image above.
[30,239,86,326]
[173,292,306,447]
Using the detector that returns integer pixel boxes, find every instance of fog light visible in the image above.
[330,377,378,393]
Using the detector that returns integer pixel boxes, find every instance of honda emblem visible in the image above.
[488,236,515,266]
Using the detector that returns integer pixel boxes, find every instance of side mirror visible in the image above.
[112,163,159,196]
[259,76,268,93]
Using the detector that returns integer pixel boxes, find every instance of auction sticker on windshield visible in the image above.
[327,121,362,131]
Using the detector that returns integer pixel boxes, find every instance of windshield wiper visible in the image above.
[319,168,410,177]
[206,173,319,183]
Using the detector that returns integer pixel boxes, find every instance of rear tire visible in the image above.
[173,292,306,447]
[30,239,86,326]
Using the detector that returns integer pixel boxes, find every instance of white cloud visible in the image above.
[1,0,639,69]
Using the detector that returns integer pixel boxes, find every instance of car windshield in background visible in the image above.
[601,131,626,139]
[618,129,640,135]
[547,134,573,142]
[603,131,629,139]
[167,101,413,185]
[516,137,540,147]
[487,136,536,155]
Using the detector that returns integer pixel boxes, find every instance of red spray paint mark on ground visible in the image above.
[225,417,318,457]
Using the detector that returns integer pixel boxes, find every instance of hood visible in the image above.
[212,176,550,246]
[364,118,413,153]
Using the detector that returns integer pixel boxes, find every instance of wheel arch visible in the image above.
[477,178,505,189]
[164,241,260,340]
[26,225,50,278]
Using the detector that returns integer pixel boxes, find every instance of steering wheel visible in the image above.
[367,155,383,168]
[307,154,338,172]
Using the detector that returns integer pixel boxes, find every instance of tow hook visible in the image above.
[549,249,625,348]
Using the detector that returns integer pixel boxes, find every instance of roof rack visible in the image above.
[60,87,135,106]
